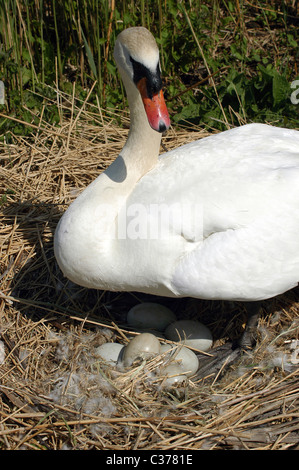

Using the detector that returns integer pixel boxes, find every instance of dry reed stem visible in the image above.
[0,87,298,450]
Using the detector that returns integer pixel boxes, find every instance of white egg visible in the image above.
[95,342,124,365]
[127,303,176,332]
[160,344,199,376]
[165,320,213,351]
[160,364,187,388]
[122,333,161,367]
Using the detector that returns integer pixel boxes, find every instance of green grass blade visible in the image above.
[81,28,98,80]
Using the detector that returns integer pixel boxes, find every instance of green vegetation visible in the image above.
[0,0,298,138]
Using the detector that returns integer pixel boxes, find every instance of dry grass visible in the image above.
[0,88,298,450]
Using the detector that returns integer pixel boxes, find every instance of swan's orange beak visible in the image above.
[137,77,170,133]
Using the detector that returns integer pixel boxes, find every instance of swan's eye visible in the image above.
[130,57,162,99]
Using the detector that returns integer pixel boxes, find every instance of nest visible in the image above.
[0,88,298,450]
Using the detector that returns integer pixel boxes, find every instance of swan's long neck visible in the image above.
[105,67,162,188]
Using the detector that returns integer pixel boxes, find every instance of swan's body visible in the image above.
[54,27,299,306]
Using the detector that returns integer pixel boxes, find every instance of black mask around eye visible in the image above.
[130,57,162,99]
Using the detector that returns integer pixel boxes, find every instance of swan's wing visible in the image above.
[171,211,299,301]
[129,124,299,300]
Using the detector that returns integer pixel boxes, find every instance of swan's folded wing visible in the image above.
[171,209,299,301]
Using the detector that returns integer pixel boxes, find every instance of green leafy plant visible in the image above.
[0,0,298,135]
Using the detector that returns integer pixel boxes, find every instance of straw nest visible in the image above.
[0,88,298,450]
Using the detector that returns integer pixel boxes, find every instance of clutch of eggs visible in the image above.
[95,303,213,387]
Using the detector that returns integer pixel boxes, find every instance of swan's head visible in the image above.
[114,27,170,133]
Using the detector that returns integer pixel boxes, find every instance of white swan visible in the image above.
[54,27,299,326]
